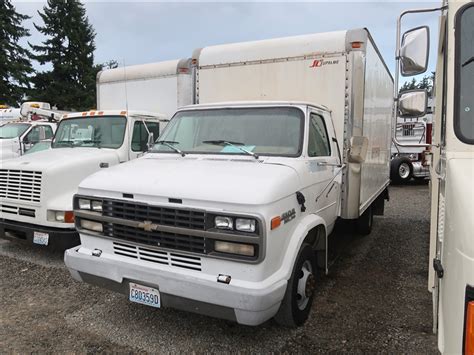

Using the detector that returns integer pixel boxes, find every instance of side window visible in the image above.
[308,113,331,157]
[43,126,54,139]
[24,126,41,143]
[131,121,147,152]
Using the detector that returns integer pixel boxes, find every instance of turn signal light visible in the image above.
[466,301,474,355]
[64,211,75,223]
[271,216,281,230]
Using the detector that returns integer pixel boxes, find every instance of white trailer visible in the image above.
[97,59,194,118]
[65,29,393,326]
[393,1,474,353]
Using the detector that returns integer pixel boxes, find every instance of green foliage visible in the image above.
[0,0,34,106]
[30,0,97,111]
[399,73,435,96]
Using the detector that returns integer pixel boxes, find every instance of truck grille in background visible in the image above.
[102,200,207,254]
[0,170,42,203]
[112,241,202,271]
[402,123,415,136]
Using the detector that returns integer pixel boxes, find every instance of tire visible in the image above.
[356,205,373,235]
[274,243,317,327]
[390,157,413,184]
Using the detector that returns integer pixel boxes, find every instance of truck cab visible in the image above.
[0,121,56,161]
[0,110,166,249]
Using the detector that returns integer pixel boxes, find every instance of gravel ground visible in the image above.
[0,182,437,353]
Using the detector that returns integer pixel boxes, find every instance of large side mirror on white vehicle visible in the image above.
[348,136,369,163]
[400,26,430,76]
[398,89,428,118]
[146,132,155,151]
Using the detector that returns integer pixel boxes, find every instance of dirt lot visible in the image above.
[0,183,438,353]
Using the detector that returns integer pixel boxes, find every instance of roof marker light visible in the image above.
[351,42,363,49]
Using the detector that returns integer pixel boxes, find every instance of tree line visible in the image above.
[1,0,117,111]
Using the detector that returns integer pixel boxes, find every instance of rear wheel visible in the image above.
[356,205,373,235]
[275,243,317,327]
[390,157,413,184]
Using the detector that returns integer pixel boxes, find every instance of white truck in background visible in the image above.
[0,59,193,249]
[0,102,62,161]
[65,29,393,327]
[393,1,473,353]
[390,97,434,183]
[0,106,21,123]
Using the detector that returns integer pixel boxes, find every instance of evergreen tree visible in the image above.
[30,0,96,111]
[0,0,34,106]
[399,73,435,96]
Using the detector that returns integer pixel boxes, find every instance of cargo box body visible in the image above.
[97,59,194,118]
[193,28,393,218]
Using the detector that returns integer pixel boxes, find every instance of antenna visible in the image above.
[123,59,129,112]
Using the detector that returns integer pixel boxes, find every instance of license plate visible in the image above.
[33,231,49,246]
[129,282,161,308]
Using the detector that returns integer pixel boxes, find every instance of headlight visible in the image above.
[47,210,74,223]
[77,198,102,212]
[235,218,256,233]
[214,241,255,257]
[80,219,103,233]
[215,216,233,230]
[91,200,102,212]
[78,198,91,210]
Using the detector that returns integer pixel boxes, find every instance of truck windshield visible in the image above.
[52,116,127,149]
[0,123,30,139]
[152,107,304,157]
[455,4,474,144]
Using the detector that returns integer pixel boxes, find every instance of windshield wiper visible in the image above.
[203,140,259,160]
[80,140,102,148]
[55,140,74,147]
[155,140,186,157]
[462,56,474,67]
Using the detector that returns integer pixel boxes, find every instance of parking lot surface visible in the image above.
[0,183,437,353]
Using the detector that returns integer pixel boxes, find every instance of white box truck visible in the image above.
[65,29,393,326]
[0,59,193,249]
[392,1,474,353]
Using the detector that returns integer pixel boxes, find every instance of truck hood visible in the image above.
[80,155,302,205]
[0,147,121,172]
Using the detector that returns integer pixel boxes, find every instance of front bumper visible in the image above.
[64,246,287,326]
[0,219,80,249]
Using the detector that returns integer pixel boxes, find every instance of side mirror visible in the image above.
[400,26,430,76]
[398,89,428,118]
[348,136,368,163]
[146,132,155,151]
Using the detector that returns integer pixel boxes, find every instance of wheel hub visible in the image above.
[296,260,315,310]
[399,162,410,179]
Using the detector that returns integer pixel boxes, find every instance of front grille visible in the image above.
[102,200,206,229]
[402,123,415,136]
[112,241,202,271]
[101,199,207,254]
[0,204,36,217]
[103,224,206,254]
[0,170,42,203]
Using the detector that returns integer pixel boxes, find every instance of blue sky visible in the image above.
[14,1,440,80]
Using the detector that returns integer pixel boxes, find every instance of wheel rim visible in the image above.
[398,163,410,179]
[296,260,315,310]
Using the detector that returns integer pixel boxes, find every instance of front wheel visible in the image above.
[274,243,317,327]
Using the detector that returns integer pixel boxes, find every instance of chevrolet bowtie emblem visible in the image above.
[138,220,158,232]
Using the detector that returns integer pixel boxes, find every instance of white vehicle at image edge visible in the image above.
[0,110,166,249]
[65,28,393,326]
[393,1,473,353]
